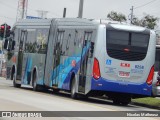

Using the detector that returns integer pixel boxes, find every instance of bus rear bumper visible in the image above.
[91,77,152,96]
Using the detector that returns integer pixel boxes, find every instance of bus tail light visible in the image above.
[93,58,101,80]
[146,66,154,85]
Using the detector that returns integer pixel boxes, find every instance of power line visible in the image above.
[134,0,158,9]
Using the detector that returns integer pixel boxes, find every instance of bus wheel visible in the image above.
[121,101,130,106]
[53,89,60,93]
[120,97,131,106]
[113,99,120,105]
[71,77,78,99]
[13,74,21,88]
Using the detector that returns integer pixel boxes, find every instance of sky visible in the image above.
[0,0,160,29]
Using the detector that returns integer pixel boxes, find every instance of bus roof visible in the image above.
[14,19,52,26]
[92,19,150,32]
[13,18,97,27]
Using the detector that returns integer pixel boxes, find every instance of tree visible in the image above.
[141,15,158,29]
[107,11,159,29]
[132,17,141,26]
[132,15,159,29]
[107,11,127,22]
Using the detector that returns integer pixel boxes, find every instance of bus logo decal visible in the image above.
[106,59,112,65]
[135,65,144,69]
[71,60,76,67]
[120,63,130,67]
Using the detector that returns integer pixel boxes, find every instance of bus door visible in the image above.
[16,30,27,80]
[78,32,92,93]
[52,30,64,87]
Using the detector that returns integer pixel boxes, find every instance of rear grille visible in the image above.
[107,49,146,61]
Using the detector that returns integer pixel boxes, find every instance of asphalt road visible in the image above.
[0,77,159,120]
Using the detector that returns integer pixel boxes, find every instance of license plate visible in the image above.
[119,71,130,78]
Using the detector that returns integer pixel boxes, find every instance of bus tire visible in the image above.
[13,74,21,88]
[120,97,131,106]
[53,89,60,93]
[71,77,78,99]
[121,101,130,106]
[113,99,120,105]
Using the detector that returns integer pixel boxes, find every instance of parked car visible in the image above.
[152,71,160,96]
[152,45,160,96]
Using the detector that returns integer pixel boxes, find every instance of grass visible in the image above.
[132,97,160,107]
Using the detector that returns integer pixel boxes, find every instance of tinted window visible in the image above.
[36,28,49,54]
[25,29,36,53]
[106,30,150,61]
[107,31,129,45]
[106,30,149,47]
[131,33,149,47]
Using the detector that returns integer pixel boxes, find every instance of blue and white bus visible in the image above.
[4,18,156,105]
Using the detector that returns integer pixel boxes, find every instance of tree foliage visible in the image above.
[107,11,159,29]
[132,15,159,29]
[107,11,127,22]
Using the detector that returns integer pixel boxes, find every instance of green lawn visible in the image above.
[132,97,160,107]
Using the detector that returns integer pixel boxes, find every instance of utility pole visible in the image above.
[16,0,28,21]
[130,6,134,24]
[63,8,66,18]
[21,0,25,19]
[78,0,84,18]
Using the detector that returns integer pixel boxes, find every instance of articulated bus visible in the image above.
[4,18,156,105]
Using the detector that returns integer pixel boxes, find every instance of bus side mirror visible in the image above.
[12,41,15,50]
[4,39,9,50]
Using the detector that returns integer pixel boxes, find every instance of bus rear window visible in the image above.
[131,33,149,47]
[106,30,150,61]
[106,30,149,47]
[107,31,129,45]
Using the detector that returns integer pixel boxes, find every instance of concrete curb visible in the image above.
[0,77,6,80]
[131,102,160,110]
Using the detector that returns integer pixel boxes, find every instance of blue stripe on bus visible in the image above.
[23,56,32,84]
[51,43,91,89]
[22,42,90,88]
[61,59,81,90]
[91,77,152,96]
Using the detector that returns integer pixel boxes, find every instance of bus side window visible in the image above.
[54,30,64,55]
[66,34,71,50]
[74,30,78,46]
[90,42,94,54]
[84,32,94,58]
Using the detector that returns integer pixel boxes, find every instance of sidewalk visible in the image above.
[0,77,6,80]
